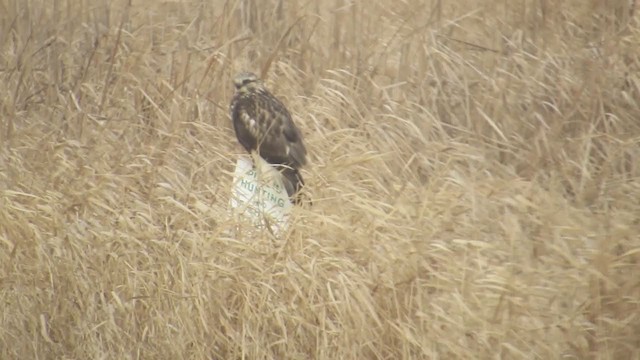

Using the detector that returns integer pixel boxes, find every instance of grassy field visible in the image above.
[1,0,640,358]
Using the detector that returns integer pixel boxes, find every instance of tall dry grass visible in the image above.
[1,0,639,358]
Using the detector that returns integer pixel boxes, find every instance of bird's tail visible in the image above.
[281,167,307,205]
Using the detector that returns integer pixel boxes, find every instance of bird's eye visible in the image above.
[243,79,252,85]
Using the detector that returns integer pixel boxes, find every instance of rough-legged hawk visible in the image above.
[229,72,308,204]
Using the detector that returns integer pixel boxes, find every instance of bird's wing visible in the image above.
[231,88,307,168]
[255,92,307,168]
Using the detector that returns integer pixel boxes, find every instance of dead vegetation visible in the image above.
[1,0,639,358]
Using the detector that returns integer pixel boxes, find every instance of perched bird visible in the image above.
[229,71,308,204]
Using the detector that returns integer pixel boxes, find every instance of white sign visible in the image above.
[229,155,292,235]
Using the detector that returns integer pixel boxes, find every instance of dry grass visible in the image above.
[1,0,640,358]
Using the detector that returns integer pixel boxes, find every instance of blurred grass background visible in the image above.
[1,0,639,358]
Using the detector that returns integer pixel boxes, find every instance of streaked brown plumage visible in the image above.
[229,72,308,204]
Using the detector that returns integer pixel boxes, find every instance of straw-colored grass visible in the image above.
[1,0,639,358]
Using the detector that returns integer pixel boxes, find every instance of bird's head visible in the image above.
[233,72,261,91]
